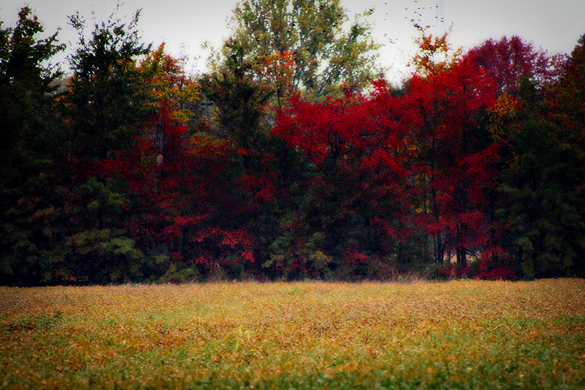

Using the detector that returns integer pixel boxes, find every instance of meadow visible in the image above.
[1,279,584,389]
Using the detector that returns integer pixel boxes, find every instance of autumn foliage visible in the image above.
[1,7,585,285]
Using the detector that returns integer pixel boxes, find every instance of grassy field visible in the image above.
[1,279,584,389]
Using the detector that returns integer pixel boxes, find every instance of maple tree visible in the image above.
[92,41,276,281]
[137,43,199,124]
[401,29,502,269]
[409,25,462,76]
[254,49,297,108]
[271,88,416,278]
[271,48,503,276]
[466,35,565,96]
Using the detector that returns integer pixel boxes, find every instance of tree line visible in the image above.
[1,2,584,285]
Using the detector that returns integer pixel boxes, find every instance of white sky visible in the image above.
[1,0,583,84]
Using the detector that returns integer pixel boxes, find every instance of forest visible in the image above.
[1,1,584,285]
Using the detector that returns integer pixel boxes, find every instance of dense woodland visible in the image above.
[1,2,584,285]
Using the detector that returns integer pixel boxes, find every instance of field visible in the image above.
[1,279,584,389]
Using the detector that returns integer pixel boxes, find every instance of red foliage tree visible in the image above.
[272,88,418,278]
[273,50,504,273]
[96,98,259,277]
[466,36,565,96]
[400,46,505,267]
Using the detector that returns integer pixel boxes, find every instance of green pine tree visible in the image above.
[498,50,585,278]
[0,7,67,285]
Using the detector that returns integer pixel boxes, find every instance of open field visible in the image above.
[1,279,584,389]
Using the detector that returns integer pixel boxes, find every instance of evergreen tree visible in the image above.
[497,36,585,278]
[0,7,66,285]
[56,8,152,284]
[62,8,152,162]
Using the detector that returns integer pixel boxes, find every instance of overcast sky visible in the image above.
[1,0,583,84]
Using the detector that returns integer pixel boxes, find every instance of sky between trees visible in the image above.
[1,0,583,85]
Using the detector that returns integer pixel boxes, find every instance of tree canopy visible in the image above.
[208,0,381,101]
[1,5,584,285]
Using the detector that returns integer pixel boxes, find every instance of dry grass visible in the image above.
[1,279,584,389]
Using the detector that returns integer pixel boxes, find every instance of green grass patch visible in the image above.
[1,279,584,389]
